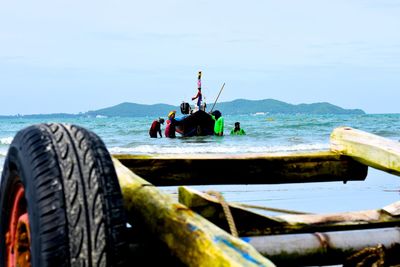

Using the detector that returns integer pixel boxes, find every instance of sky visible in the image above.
[0,0,399,115]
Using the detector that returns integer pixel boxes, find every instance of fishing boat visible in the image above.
[174,102,215,137]
[174,111,215,137]
[1,125,400,266]
[169,72,225,137]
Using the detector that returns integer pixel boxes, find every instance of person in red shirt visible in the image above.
[149,118,164,138]
[165,111,177,138]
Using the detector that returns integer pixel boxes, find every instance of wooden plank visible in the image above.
[179,186,400,236]
[113,151,367,186]
[112,157,275,267]
[246,227,400,266]
[179,186,288,236]
[331,126,400,175]
[383,201,400,216]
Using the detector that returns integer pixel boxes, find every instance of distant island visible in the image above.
[0,99,365,118]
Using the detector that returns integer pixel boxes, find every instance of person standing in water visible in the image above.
[211,110,224,136]
[192,71,203,111]
[165,110,177,138]
[149,118,164,138]
[230,122,246,135]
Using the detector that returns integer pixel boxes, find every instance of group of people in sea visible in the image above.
[148,115,245,138]
[148,111,178,138]
[148,71,246,138]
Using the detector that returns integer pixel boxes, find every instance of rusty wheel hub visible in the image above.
[5,183,31,267]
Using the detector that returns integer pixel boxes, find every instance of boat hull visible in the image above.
[175,110,215,137]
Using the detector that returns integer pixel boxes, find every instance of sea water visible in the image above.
[0,113,399,214]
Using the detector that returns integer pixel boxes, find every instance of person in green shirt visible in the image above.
[230,122,246,135]
[211,110,224,136]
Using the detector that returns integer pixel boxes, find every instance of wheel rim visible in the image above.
[5,182,31,267]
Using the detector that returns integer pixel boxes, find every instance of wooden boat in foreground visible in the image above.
[1,125,400,266]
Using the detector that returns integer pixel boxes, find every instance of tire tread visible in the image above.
[0,123,127,267]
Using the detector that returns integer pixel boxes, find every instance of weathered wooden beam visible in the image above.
[179,186,288,236]
[246,227,400,266]
[112,157,275,267]
[331,126,400,175]
[179,186,400,236]
[113,152,367,186]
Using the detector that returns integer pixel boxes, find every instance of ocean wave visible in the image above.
[0,137,13,145]
[0,158,4,175]
[371,129,399,138]
[251,112,268,116]
[108,143,329,154]
[0,147,8,157]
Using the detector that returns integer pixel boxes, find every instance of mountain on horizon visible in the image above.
[84,98,364,117]
[0,99,365,118]
[88,102,176,117]
[214,99,365,115]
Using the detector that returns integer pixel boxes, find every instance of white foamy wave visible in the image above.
[0,157,5,175]
[0,137,13,145]
[0,148,8,157]
[251,112,267,116]
[108,143,329,154]
[258,143,329,153]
